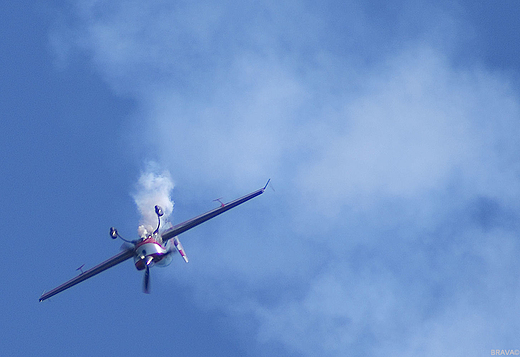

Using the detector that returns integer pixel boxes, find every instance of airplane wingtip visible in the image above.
[263,179,271,191]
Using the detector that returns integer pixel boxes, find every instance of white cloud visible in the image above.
[297,47,520,214]
[53,1,520,355]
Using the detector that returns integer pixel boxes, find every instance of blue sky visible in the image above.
[2,1,520,356]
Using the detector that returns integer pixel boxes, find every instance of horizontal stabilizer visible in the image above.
[174,237,189,263]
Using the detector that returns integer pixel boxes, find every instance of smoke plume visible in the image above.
[132,163,174,236]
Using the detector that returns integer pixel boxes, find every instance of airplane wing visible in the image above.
[161,180,270,242]
[39,248,135,302]
[39,180,269,301]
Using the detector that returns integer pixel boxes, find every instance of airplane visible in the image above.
[39,180,270,302]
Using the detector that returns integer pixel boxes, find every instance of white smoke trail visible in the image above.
[132,163,174,237]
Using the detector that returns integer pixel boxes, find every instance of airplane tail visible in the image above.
[174,237,189,263]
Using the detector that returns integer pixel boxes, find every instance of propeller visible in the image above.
[143,266,150,294]
[120,242,135,252]
[143,256,153,294]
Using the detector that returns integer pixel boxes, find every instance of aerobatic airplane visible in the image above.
[39,180,270,301]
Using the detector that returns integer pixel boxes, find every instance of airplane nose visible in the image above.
[135,258,146,271]
[135,255,155,271]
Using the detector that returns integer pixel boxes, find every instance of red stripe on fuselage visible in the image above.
[134,236,168,270]
[135,236,161,247]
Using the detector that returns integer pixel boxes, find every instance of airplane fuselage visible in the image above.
[134,236,173,270]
